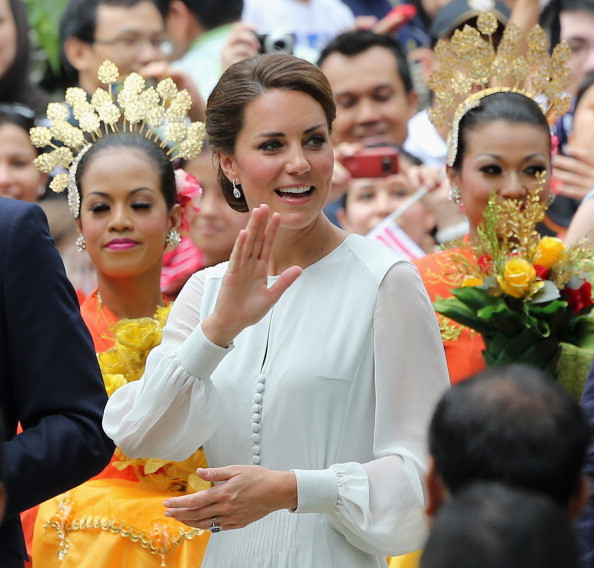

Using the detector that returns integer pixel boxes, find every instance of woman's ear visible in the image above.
[169,203,183,232]
[218,152,238,186]
[446,164,459,191]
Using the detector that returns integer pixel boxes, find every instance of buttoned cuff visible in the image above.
[178,324,234,378]
[290,469,338,514]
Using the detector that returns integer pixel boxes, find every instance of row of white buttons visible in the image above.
[251,374,266,464]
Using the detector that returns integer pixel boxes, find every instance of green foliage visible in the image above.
[24,0,68,76]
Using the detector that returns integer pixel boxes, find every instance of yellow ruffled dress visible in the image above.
[32,294,210,567]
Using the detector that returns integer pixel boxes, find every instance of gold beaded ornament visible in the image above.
[428,13,573,167]
[30,60,206,218]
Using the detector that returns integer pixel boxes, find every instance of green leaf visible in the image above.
[433,296,493,336]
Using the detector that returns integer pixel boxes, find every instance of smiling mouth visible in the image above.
[275,186,314,198]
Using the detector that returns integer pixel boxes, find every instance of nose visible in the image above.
[355,98,381,125]
[138,39,164,65]
[198,189,217,218]
[500,172,526,199]
[108,204,133,231]
[285,146,311,176]
[376,191,394,217]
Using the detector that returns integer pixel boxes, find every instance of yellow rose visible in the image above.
[532,236,564,268]
[104,373,127,396]
[497,258,536,298]
[462,275,484,287]
[97,348,125,375]
[113,317,162,351]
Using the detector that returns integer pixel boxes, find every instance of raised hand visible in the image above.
[201,205,302,347]
[164,465,297,531]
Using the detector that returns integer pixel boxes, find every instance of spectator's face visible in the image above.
[0,123,45,202]
[321,46,417,146]
[560,10,594,96]
[76,1,167,91]
[0,0,17,80]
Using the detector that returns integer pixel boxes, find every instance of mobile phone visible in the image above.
[256,33,296,54]
[341,147,400,178]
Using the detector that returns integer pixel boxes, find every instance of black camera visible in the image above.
[256,33,296,55]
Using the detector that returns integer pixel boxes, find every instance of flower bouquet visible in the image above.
[433,175,594,387]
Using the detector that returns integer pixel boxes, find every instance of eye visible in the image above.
[306,134,326,148]
[355,191,374,201]
[525,165,547,177]
[90,203,110,213]
[373,87,394,103]
[391,189,409,198]
[131,201,152,210]
[258,140,283,152]
[479,165,502,175]
[336,95,356,110]
[10,159,29,168]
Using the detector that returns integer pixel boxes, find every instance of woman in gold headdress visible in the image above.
[413,15,572,384]
[29,62,210,567]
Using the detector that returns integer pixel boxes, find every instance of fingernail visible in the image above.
[163,501,171,507]
[164,511,171,517]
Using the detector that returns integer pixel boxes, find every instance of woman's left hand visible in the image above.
[552,146,594,201]
[164,466,298,530]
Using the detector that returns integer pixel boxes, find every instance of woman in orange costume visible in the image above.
[29,64,210,567]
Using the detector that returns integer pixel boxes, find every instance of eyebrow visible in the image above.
[479,153,546,161]
[87,187,156,197]
[256,123,326,138]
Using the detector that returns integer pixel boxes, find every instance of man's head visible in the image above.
[421,482,579,568]
[427,364,591,518]
[542,0,594,95]
[60,0,167,92]
[318,30,417,147]
[163,0,243,60]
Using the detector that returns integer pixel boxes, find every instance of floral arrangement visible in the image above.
[97,305,210,493]
[433,174,594,379]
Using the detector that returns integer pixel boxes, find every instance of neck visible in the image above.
[267,214,346,275]
[96,270,165,320]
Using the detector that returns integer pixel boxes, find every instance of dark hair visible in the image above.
[429,364,590,507]
[317,30,414,94]
[451,92,552,170]
[0,0,48,114]
[206,53,336,212]
[178,0,243,29]
[75,132,177,209]
[420,482,579,568]
[0,105,40,155]
[58,0,162,87]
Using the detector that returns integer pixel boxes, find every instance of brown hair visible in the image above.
[205,53,336,212]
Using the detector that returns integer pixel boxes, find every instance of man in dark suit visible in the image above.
[0,197,114,567]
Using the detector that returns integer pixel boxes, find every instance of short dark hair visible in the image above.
[0,105,40,155]
[317,30,413,94]
[206,53,336,212]
[178,0,243,29]
[75,132,177,210]
[451,91,551,170]
[429,364,590,507]
[421,482,579,568]
[58,0,162,87]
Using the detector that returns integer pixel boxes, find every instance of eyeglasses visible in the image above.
[92,36,171,55]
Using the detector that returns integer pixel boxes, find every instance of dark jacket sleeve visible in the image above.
[577,357,594,568]
[1,201,114,517]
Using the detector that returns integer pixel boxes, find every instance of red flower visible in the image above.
[562,281,593,314]
[477,254,492,274]
[533,264,550,280]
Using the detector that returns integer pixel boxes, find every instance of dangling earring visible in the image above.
[547,192,556,206]
[75,234,86,252]
[449,185,462,205]
[232,179,242,200]
[166,229,181,248]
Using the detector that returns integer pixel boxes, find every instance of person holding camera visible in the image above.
[103,53,449,568]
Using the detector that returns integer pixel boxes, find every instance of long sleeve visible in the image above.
[104,270,232,461]
[1,202,114,516]
[291,261,450,556]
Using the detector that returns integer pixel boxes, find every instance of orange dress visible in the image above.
[414,247,486,384]
[31,290,210,567]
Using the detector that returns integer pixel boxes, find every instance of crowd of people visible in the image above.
[1,0,594,567]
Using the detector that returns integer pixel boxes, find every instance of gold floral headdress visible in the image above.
[30,60,206,217]
[428,13,573,167]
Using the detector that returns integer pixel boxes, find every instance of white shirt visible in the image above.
[104,234,449,567]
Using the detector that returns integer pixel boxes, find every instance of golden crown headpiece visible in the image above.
[428,13,572,167]
[30,60,206,218]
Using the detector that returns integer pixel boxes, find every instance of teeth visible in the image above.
[279,186,311,194]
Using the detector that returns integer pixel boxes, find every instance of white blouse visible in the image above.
[103,234,450,568]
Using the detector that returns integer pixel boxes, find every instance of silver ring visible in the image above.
[210,516,222,533]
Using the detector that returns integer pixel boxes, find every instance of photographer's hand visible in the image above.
[222,23,261,71]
